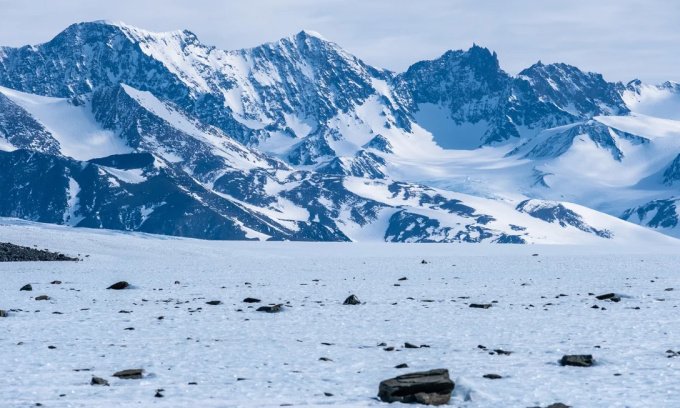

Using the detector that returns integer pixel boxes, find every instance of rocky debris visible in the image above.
[666,350,678,358]
[0,243,78,262]
[51,280,62,285]
[665,288,674,291]
[35,295,50,301]
[395,363,409,369]
[595,293,616,300]
[494,349,512,355]
[0,310,7,317]
[319,357,333,362]
[469,304,492,309]
[257,304,282,313]
[174,281,180,284]
[378,368,454,405]
[155,389,164,398]
[384,346,395,351]
[324,392,333,397]
[610,297,621,302]
[404,342,420,349]
[343,295,361,305]
[48,346,56,349]
[398,277,408,281]
[91,376,109,386]
[243,298,261,303]
[206,301,221,305]
[113,369,144,379]
[546,404,571,408]
[20,284,33,291]
[107,281,129,290]
[421,260,428,264]
[483,374,502,379]
[560,354,594,367]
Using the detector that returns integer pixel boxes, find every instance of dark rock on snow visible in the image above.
[206,300,222,305]
[91,376,109,386]
[560,354,594,367]
[483,374,502,379]
[595,293,616,300]
[0,310,6,317]
[243,298,261,303]
[35,295,49,301]
[20,284,32,291]
[257,304,282,313]
[0,243,78,262]
[343,295,361,305]
[469,303,492,309]
[113,369,144,379]
[107,281,129,290]
[378,368,454,405]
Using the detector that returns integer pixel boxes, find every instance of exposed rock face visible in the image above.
[0,243,77,262]
[378,368,455,405]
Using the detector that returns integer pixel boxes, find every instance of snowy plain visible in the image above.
[1,218,680,408]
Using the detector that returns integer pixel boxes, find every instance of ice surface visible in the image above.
[1,218,679,407]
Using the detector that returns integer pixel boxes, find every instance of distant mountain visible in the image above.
[0,21,678,243]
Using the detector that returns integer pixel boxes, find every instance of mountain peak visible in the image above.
[295,29,328,41]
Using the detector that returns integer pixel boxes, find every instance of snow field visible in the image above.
[1,221,679,407]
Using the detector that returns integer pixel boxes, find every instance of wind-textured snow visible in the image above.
[1,218,679,407]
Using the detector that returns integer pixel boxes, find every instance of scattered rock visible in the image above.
[494,349,512,355]
[610,297,621,302]
[595,293,615,300]
[404,342,420,349]
[398,277,408,281]
[469,304,491,309]
[378,368,454,405]
[324,392,333,397]
[20,284,32,291]
[421,260,428,264]
[483,374,502,379]
[560,354,594,367]
[174,281,180,285]
[51,280,62,285]
[206,301,222,305]
[243,298,261,303]
[257,304,282,313]
[384,346,395,351]
[343,295,361,305]
[395,363,409,369]
[35,295,50,301]
[107,281,129,290]
[546,404,571,408]
[155,390,164,398]
[48,345,56,349]
[665,288,674,291]
[319,357,333,362]
[91,376,109,386]
[113,369,144,379]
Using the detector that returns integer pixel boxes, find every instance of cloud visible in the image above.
[0,0,678,83]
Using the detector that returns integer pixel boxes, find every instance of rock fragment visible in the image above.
[343,295,361,305]
[113,369,143,379]
[91,377,109,386]
[560,354,593,367]
[107,281,129,290]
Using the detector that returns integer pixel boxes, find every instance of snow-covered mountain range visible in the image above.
[1,21,679,243]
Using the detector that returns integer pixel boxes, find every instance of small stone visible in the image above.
[483,374,502,379]
[319,357,333,362]
[206,300,221,305]
[124,327,135,331]
[113,369,143,379]
[155,390,163,398]
[591,305,599,309]
[404,342,419,349]
[595,293,615,300]
[51,281,62,285]
[421,260,428,264]
[384,346,395,351]
[107,281,129,290]
[324,392,333,397]
[395,363,409,369]
[469,304,491,309]
[343,295,361,305]
[546,404,571,408]
[188,382,197,385]
[494,349,512,355]
[377,342,387,347]
[91,376,109,386]
[20,284,33,291]
[48,345,56,349]
[35,295,49,301]
[560,354,594,367]
[174,281,180,284]
[257,304,282,313]
[243,298,261,303]
[398,277,408,281]
[0,310,6,317]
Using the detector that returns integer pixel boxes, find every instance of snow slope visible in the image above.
[1,219,679,407]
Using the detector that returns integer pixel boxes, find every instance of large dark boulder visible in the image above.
[378,368,454,405]
[113,369,143,379]
[560,354,594,367]
[107,281,129,290]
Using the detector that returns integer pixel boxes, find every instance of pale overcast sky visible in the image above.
[0,0,678,83]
